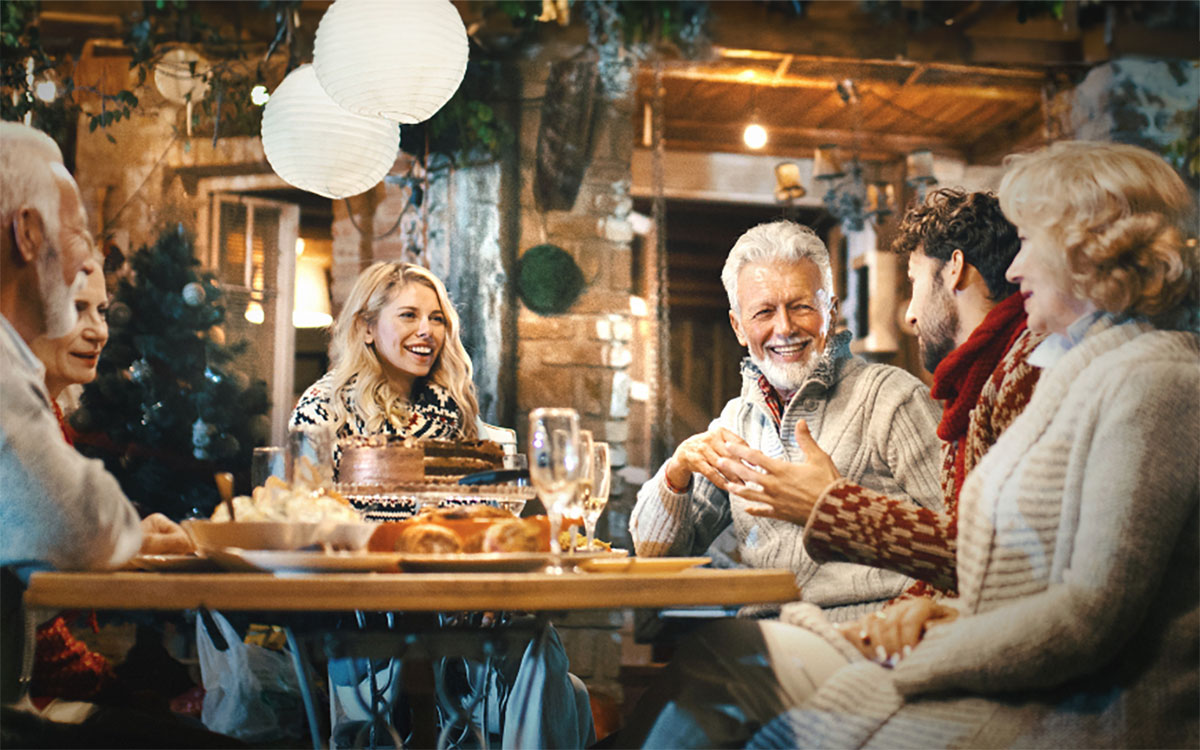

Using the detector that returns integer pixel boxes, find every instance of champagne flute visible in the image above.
[583,441,611,551]
[568,431,594,553]
[528,408,582,571]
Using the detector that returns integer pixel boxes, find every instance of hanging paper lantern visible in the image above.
[154,48,210,105]
[261,64,399,200]
[313,0,469,124]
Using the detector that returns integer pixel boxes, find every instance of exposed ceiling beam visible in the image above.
[664,120,966,161]
[647,67,1044,103]
[715,47,1049,81]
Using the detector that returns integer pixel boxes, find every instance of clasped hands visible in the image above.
[665,419,842,527]
[835,597,958,666]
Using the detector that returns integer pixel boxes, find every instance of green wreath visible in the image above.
[516,244,585,314]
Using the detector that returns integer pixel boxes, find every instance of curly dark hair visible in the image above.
[891,188,1020,301]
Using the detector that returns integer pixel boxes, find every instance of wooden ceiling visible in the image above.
[635,48,1048,165]
[632,0,1196,167]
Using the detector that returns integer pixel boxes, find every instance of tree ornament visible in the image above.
[141,401,164,426]
[192,417,214,446]
[107,302,132,327]
[129,358,152,383]
[207,325,226,346]
[182,282,206,306]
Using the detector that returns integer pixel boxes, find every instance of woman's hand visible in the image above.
[836,598,959,664]
[664,427,750,492]
[714,420,842,526]
[139,513,194,555]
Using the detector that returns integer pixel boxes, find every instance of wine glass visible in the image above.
[583,441,611,551]
[567,431,594,554]
[528,408,582,571]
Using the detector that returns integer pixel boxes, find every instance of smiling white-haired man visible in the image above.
[0,123,194,715]
[630,220,942,620]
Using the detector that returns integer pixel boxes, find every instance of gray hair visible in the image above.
[0,123,65,235]
[721,220,834,314]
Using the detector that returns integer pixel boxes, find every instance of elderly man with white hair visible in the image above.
[630,220,942,620]
[0,123,189,708]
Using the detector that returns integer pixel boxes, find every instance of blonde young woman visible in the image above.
[290,261,480,465]
[292,262,594,748]
[619,141,1198,750]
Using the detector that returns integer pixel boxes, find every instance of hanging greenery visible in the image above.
[0,1,298,147]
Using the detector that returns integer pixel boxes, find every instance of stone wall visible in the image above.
[512,58,639,538]
[1046,58,1199,151]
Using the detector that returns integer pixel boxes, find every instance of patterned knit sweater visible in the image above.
[756,316,1200,749]
[630,332,944,620]
[289,372,465,472]
[804,299,1043,594]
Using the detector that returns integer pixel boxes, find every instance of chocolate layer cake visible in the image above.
[337,436,506,492]
[337,435,423,491]
[421,438,506,477]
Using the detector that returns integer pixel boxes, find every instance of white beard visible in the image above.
[38,242,83,339]
[750,336,824,392]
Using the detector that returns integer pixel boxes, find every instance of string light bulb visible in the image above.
[743,123,767,150]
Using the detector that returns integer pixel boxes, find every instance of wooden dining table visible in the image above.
[24,565,799,750]
[24,567,799,613]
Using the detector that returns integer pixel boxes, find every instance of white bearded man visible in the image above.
[630,220,943,620]
[0,123,190,708]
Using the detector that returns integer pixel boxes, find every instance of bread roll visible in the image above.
[395,523,462,554]
[481,519,542,553]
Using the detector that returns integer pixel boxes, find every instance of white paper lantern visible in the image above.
[313,0,469,124]
[261,64,399,200]
[154,48,210,104]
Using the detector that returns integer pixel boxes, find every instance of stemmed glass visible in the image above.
[583,442,611,551]
[566,430,594,554]
[528,408,582,572]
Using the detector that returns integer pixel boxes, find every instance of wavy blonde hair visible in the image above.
[326,262,478,438]
[998,141,1197,321]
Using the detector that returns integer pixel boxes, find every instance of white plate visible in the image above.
[397,552,556,573]
[206,548,404,574]
[576,556,711,574]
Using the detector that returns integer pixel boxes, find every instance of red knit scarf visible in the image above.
[931,292,1029,443]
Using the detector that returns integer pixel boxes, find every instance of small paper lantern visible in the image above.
[261,64,399,200]
[154,48,210,104]
[313,0,469,124]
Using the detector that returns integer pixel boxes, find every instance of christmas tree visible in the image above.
[73,225,270,520]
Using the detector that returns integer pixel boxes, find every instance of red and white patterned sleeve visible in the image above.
[802,478,958,593]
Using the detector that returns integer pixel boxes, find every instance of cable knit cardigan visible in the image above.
[631,333,944,620]
[754,316,1200,749]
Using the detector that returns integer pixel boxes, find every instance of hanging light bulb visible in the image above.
[244,299,265,325]
[743,123,767,150]
[261,64,399,200]
[250,85,270,106]
[313,0,469,124]
[293,256,333,328]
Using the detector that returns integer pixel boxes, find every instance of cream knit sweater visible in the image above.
[631,334,943,619]
[755,316,1200,749]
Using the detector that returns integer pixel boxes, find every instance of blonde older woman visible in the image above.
[619,141,1198,750]
[290,261,480,464]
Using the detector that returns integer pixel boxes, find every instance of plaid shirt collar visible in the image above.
[739,330,851,428]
